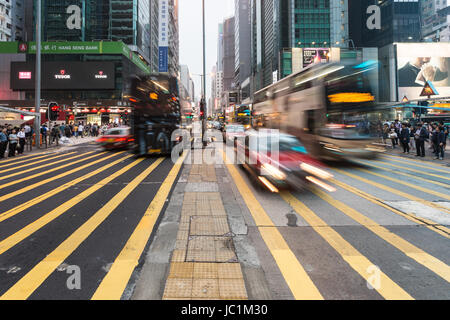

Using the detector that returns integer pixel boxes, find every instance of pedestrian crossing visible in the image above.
[0,148,184,300]
[225,152,450,300]
[0,149,449,300]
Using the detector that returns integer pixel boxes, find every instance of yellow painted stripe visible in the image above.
[380,156,450,174]
[0,153,133,224]
[0,151,77,175]
[356,160,449,189]
[330,178,450,239]
[355,168,450,201]
[0,152,108,201]
[312,188,450,283]
[224,153,323,300]
[0,157,142,256]
[374,159,450,182]
[281,192,413,300]
[0,158,164,300]
[0,153,57,169]
[383,154,450,169]
[0,151,82,180]
[334,168,450,215]
[92,155,185,300]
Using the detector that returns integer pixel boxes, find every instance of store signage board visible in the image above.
[0,41,150,74]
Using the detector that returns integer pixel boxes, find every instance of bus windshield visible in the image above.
[322,62,379,139]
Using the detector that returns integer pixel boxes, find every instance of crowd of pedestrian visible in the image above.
[1,121,118,159]
[382,119,449,160]
[0,123,33,158]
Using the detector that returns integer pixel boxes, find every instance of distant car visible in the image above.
[223,124,246,144]
[237,131,336,193]
[97,127,134,150]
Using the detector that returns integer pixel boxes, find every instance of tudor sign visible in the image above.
[11,61,115,90]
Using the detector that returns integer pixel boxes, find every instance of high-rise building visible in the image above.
[234,0,252,102]
[217,23,224,72]
[0,0,26,42]
[348,0,421,48]
[421,0,450,42]
[39,0,154,65]
[149,0,159,72]
[222,16,235,92]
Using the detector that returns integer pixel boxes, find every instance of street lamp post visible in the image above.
[202,0,207,147]
[34,0,42,148]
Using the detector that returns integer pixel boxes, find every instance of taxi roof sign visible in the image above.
[420,81,439,97]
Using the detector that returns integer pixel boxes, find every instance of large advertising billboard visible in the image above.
[10,61,116,90]
[303,48,330,68]
[397,43,450,100]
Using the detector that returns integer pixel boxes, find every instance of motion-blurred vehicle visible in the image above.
[237,130,336,193]
[223,123,246,144]
[252,60,386,161]
[125,74,183,156]
[97,127,133,150]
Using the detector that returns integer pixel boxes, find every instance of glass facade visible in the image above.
[294,0,331,48]
[39,0,152,58]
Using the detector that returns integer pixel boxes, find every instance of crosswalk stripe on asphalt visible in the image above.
[0,153,133,224]
[334,168,450,215]
[224,152,323,300]
[0,151,77,175]
[92,155,186,300]
[0,156,143,256]
[0,151,108,201]
[357,159,449,188]
[382,154,450,169]
[329,178,450,239]
[281,191,414,300]
[0,151,94,181]
[355,167,450,202]
[374,159,450,182]
[380,156,450,174]
[0,158,165,300]
[312,187,450,284]
[0,153,58,169]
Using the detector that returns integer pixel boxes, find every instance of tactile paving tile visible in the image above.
[193,263,219,279]
[177,230,189,241]
[190,217,230,236]
[218,278,248,300]
[218,263,244,279]
[171,250,186,263]
[192,279,219,299]
[188,236,216,251]
[174,239,188,250]
[168,262,194,279]
[163,278,193,299]
[186,250,216,262]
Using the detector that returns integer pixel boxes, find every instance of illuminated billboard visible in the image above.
[10,61,116,90]
[397,43,450,100]
[303,48,330,68]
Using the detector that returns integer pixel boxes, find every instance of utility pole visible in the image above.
[202,0,207,147]
[34,0,42,148]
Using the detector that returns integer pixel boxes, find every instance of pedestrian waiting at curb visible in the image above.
[399,123,410,154]
[435,126,446,160]
[8,129,19,157]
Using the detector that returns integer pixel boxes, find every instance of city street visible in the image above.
[0,142,448,300]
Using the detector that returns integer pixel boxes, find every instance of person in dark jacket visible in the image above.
[436,126,446,160]
[399,123,410,154]
[415,123,428,157]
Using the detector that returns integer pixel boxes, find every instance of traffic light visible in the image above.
[199,99,206,120]
[47,103,59,121]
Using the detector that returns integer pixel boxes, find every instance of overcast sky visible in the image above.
[179,0,234,102]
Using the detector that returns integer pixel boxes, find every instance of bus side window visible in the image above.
[306,110,316,134]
